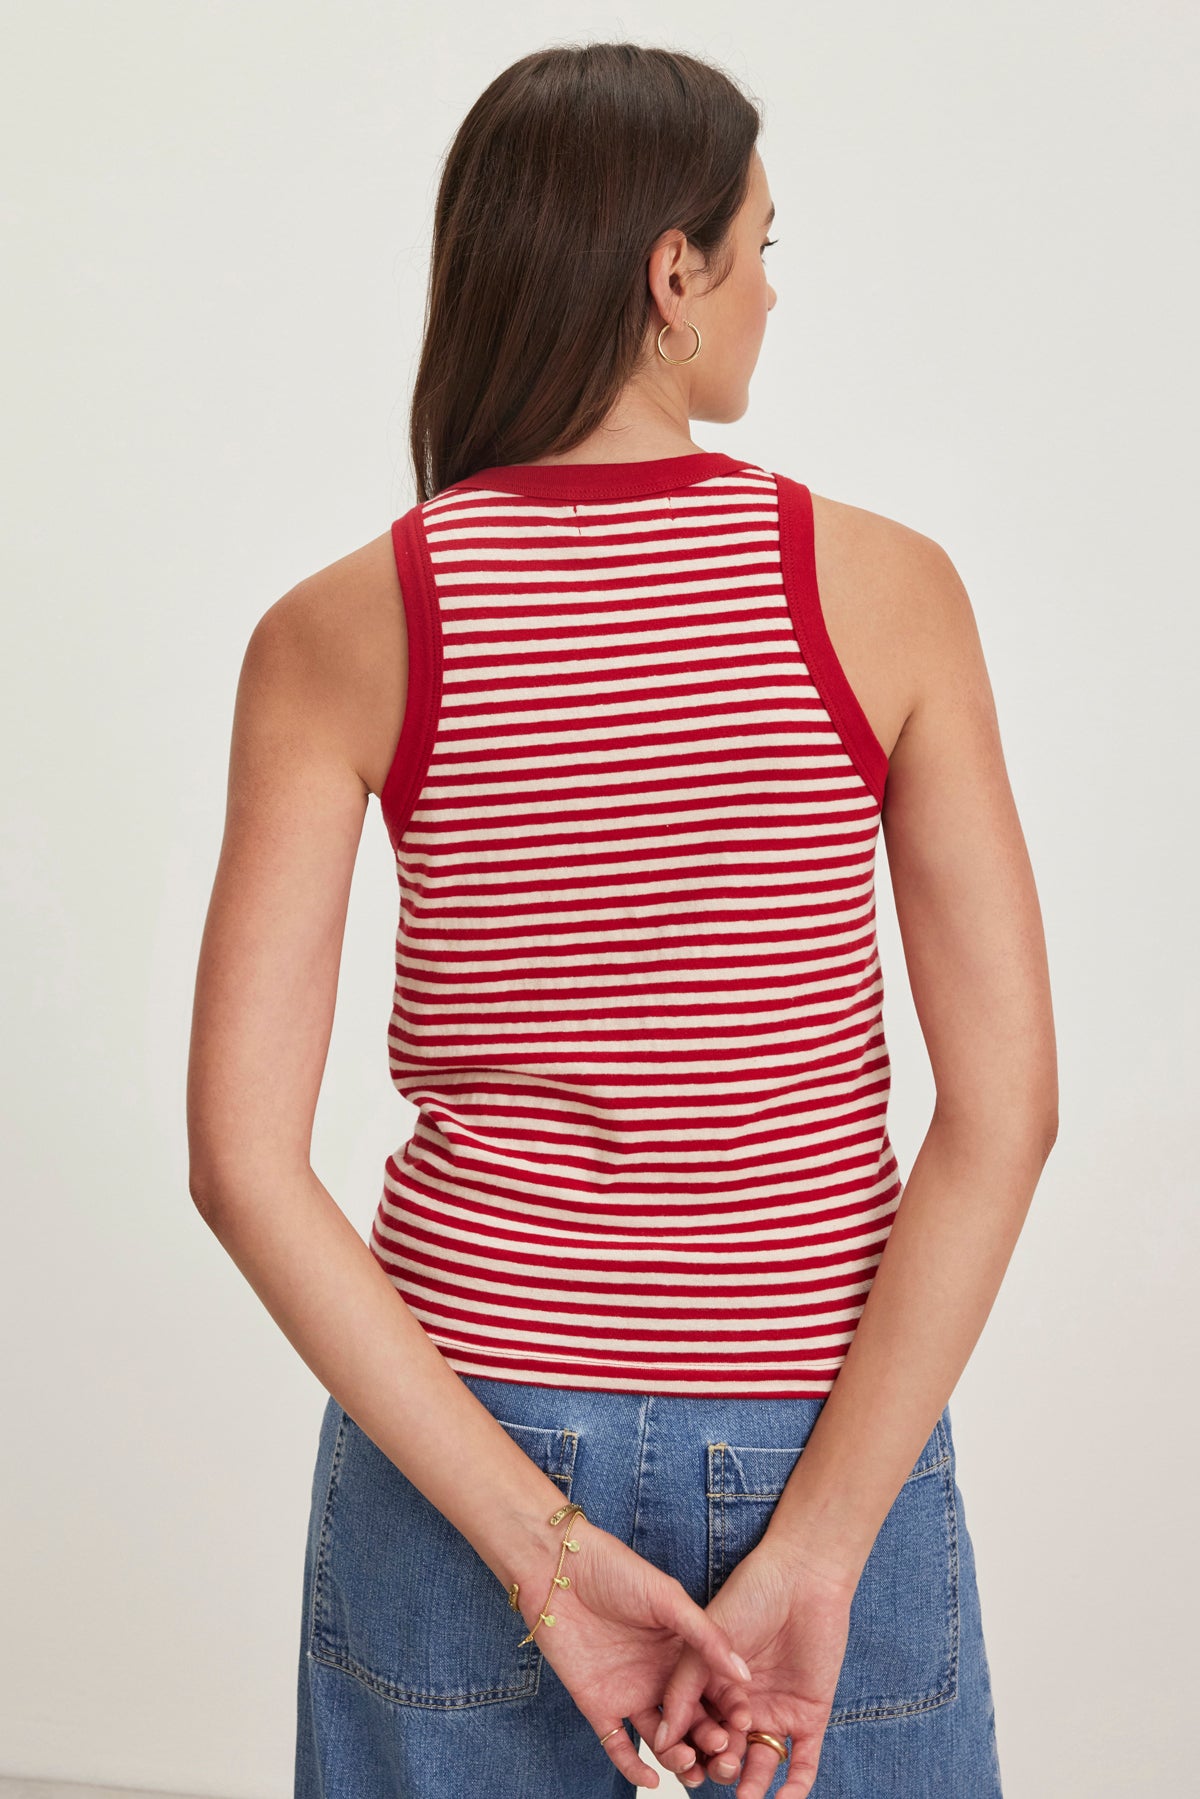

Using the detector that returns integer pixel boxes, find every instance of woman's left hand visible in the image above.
[649,1539,856,1796]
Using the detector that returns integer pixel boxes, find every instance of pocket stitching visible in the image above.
[309,1414,578,1708]
[706,1420,960,1723]
[826,1456,960,1724]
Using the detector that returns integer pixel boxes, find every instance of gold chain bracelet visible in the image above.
[506,1500,587,1644]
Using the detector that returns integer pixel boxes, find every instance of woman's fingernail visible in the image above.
[732,1652,752,1681]
[654,1719,668,1753]
[712,1733,728,1751]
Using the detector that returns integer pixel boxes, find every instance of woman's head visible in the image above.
[409,43,772,499]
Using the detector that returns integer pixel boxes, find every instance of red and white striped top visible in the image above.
[370,450,899,1398]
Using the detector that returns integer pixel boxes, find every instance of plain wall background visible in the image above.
[3,2,1197,1794]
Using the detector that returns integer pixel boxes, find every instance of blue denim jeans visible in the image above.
[295,1373,1004,1797]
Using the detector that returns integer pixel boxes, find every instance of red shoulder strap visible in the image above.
[380,502,444,853]
[774,472,889,804]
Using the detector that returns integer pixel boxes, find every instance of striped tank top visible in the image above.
[369,450,899,1398]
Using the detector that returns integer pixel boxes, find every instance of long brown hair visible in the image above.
[408,43,763,501]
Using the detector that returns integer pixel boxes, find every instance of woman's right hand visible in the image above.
[516,1508,757,1790]
[650,1540,857,1797]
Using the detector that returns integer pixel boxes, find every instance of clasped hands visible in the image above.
[520,1514,855,1799]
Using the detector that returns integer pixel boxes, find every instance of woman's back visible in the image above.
[291,451,944,1399]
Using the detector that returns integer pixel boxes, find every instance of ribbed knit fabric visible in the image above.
[370,451,898,1397]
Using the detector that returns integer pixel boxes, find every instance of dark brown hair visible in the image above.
[408,42,763,501]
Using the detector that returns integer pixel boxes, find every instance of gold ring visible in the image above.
[745,1728,789,1764]
[598,1724,624,1746]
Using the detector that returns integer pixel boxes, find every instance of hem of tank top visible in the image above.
[774,472,890,805]
[379,503,444,855]
[431,1357,843,1401]
[444,449,756,501]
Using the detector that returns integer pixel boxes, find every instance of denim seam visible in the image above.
[308,1407,348,1660]
[308,1643,541,1709]
[557,1429,579,1483]
[628,1393,653,1558]
[705,1446,949,1503]
[707,1443,728,1599]
[945,1439,961,1693]
[704,1452,950,1503]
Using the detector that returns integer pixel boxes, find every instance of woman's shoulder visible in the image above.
[243,525,407,809]
[797,487,971,762]
[807,486,952,583]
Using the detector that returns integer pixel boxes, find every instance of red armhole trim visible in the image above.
[379,504,443,854]
[775,472,889,805]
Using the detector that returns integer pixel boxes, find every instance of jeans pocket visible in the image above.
[309,1403,580,1708]
[707,1409,959,1722]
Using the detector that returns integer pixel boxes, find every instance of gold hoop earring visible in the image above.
[656,319,701,365]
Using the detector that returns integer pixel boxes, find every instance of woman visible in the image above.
[187,41,1056,1799]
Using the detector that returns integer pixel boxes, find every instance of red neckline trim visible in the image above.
[449,450,753,501]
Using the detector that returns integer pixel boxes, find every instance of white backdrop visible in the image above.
[3,2,1197,1795]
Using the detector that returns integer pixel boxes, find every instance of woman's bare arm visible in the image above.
[186,571,580,1605]
[760,523,1059,1583]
